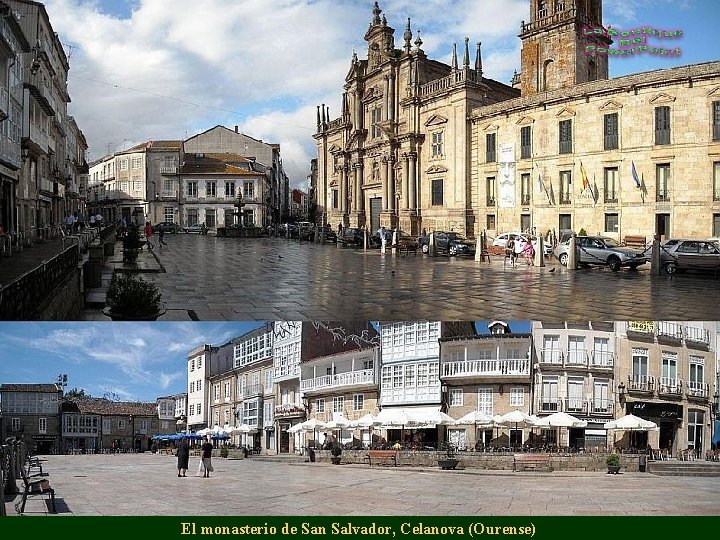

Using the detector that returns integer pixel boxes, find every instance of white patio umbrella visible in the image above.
[414,410,456,427]
[196,427,212,437]
[604,414,658,450]
[536,412,588,447]
[349,413,380,447]
[375,408,411,428]
[497,410,538,448]
[454,411,496,448]
[300,418,326,449]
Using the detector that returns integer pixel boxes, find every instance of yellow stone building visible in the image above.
[316,1,720,240]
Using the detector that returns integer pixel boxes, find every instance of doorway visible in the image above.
[659,421,675,451]
[559,214,572,231]
[520,214,531,233]
[370,197,382,232]
[279,424,290,453]
[656,213,670,240]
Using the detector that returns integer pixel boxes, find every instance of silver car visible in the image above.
[660,239,720,274]
[553,236,648,271]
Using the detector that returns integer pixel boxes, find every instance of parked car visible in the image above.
[371,229,418,251]
[553,235,648,271]
[183,224,204,234]
[295,221,314,240]
[418,231,476,256]
[153,222,179,234]
[492,231,552,256]
[337,227,366,247]
[659,239,720,275]
[319,225,337,243]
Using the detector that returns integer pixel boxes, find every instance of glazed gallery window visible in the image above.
[450,388,463,407]
[431,131,444,157]
[333,396,345,414]
[431,179,444,206]
[353,394,364,411]
[131,157,142,169]
[315,398,325,413]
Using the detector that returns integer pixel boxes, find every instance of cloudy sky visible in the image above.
[0,322,264,401]
[46,0,718,188]
[0,320,531,402]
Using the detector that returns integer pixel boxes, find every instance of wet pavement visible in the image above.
[3,234,719,321]
[86,234,720,321]
[5,453,719,516]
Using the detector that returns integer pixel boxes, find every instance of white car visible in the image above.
[492,232,552,256]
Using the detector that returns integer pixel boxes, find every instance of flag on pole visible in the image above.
[580,161,590,191]
[631,161,641,188]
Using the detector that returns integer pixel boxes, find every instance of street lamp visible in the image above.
[235,192,245,227]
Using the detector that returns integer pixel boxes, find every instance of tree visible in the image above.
[65,388,88,398]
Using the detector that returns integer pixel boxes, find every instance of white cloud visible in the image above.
[47,0,528,184]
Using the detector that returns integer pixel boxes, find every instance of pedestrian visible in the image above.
[176,439,189,477]
[95,212,104,229]
[158,225,167,248]
[513,236,525,267]
[523,239,535,266]
[200,436,214,478]
[377,226,387,251]
[89,213,96,228]
[144,221,154,249]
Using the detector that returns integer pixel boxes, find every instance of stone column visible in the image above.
[387,156,395,212]
[384,75,390,120]
[354,162,364,213]
[381,157,388,211]
[408,153,417,210]
[402,154,409,210]
[389,71,395,122]
[341,165,348,215]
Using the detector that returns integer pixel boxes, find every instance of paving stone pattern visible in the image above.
[6,453,719,516]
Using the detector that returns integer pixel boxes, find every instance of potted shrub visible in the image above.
[122,224,143,263]
[606,453,621,474]
[150,443,158,454]
[103,272,165,321]
[438,442,460,470]
[330,443,342,465]
[220,446,229,458]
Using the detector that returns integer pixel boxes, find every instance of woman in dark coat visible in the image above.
[176,440,190,477]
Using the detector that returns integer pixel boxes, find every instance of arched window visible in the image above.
[542,59,554,92]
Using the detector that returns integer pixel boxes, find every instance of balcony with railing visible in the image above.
[160,165,178,175]
[539,349,563,365]
[418,69,479,98]
[684,326,710,347]
[25,122,50,153]
[564,397,585,414]
[300,369,376,393]
[627,375,654,393]
[442,358,530,379]
[565,350,587,367]
[240,384,263,399]
[686,381,709,399]
[539,397,561,413]
[590,351,614,368]
[656,322,682,343]
[159,190,178,199]
[657,377,683,397]
[274,403,305,419]
[590,399,613,416]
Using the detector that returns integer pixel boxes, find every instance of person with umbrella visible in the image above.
[176,438,190,477]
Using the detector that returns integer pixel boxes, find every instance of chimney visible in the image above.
[235,126,239,133]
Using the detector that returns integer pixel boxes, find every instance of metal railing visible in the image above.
[590,399,613,415]
[684,326,710,345]
[539,398,560,412]
[564,398,585,414]
[442,358,530,377]
[418,69,479,97]
[590,351,614,368]
[0,244,80,319]
[628,375,654,392]
[656,322,682,340]
[300,369,375,391]
[686,381,709,398]
[540,349,563,364]
[240,384,263,398]
[658,377,683,395]
[565,350,587,366]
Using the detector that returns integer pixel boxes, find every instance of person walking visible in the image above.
[513,236,525,267]
[176,439,189,477]
[143,221,154,249]
[158,226,167,248]
[200,436,214,478]
[523,239,536,266]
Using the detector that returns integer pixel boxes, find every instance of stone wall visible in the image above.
[315,449,640,472]
[37,267,83,320]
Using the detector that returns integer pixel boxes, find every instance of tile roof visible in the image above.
[62,397,157,416]
[0,383,60,393]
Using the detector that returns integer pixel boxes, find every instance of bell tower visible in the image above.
[519,0,611,96]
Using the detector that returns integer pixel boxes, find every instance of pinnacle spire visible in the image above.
[463,37,470,68]
[372,2,381,25]
[403,18,412,52]
[451,43,458,70]
[475,41,483,76]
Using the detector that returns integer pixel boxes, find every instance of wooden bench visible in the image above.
[623,235,647,248]
[365,449,399,467]
[15,466,56,514]
[513,453,552,472]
